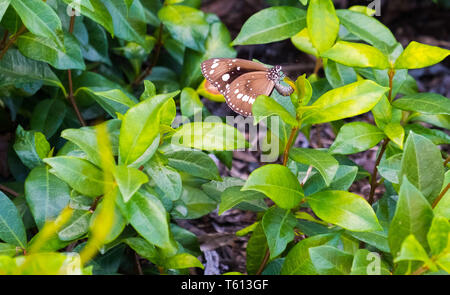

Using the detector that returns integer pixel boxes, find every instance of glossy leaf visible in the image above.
[388,177,434,257]
[329,122,384,155]
[242,164,304,209]
[25,165,71,229]
[246,223,269,275]
[61,0,113,34]
[262,207,297,258]
[10,0,63,48]
[384,122,404,149]
[400,132,444,203]
[322,41,390,69]
[172,122,248,151]
[145,155,182,201]
[394,41,450,69]
[323,59,357,88]
[75,88,136,118]
[350,249,391,275]
[289,147,338,186]
[252,95,298,127]
[58,210,91,241]
[119,91,179,165]
[302,80,388,125]
[427,216,450,256]
[394,235,430,263]
[291,28,318,57]
[44,156,107,197]
[113,165,148,203]
[17,32,85,70]
[164,253,204,270]
[219,186,267,215]
[0,0,10,21]
[180,87,203,117]
[307,190,382,232]
[158,5,209,52]
[13,125,50,170]
[232,6,306,45]
[307,0,339,53]
[0,191,27,248]
[171,186,217,219]
[165,150,220,181]
[309,245,353,275]
[393,93,450,115]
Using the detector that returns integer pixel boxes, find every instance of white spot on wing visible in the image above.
[222,74,230,81]
[211,63,218,69]
[237,93,243,99]
[242,95,249,102]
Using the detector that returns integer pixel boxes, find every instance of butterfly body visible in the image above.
[201,58,293,116]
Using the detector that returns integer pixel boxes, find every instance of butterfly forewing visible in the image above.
[223,71,275,116]
[201,58,268,91]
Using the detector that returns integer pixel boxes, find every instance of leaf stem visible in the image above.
[0,25,27,60]
[133,23,164,86]
[283,126,299,166]
[312,57,322,76]
[432,183,449,209]
[368,138,390,204]
[444,155,450,167]
[0,184,20,197]
[67,12,86,127]
[255,249,270,275]
[0,30,9,49]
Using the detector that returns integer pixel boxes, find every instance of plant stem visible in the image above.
[0,30,9,49]
[432,183,449,209]
[368,138,390,204]
[0,184,20,197]
[255,249,270,275]
[133,23,164,86]
[411,265,428,275]
[444,155,450,167]
[0,25,27,60]
[312,57,322,76]
[283,126,299,166]
[67,12,86,127]
[387,68,395,102]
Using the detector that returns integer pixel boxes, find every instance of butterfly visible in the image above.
[201,58,293,116]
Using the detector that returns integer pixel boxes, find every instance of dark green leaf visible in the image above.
[0,191,27,248]
[262,207,297,258]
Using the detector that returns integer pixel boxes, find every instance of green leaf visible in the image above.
[323,59,357,88]
[17,32,85,70]
[171,186,217,219]
[372,95,392,129]
[102,0,147,48]
[400,132,444,203]
[388,177,434,257]
[262,207,297,258]
[30,99,67,138]
[427,216,450,256]
[378,154,402,184]
[289,147,338,186]
[246,223,269,275]
[145,155,182,201]
[13,125,50,170]
[350,249,391,275]
[44,156,107,197]
[90,197,126,244]
[58,210,91,241]
[393,93,450,115]
[0,191,27,248]
[158,5,209,52]
[0,49,63,93]
[25,166,71,229]
[384,123,404,149]
[61,120,121,168]
[0,0,10,22]
[242,164,304,210]
[125,189,176,252]
[61,0,113,34]
[180,87,203,117]
[113,165,148,203]
[322,41,390,69]
[219,186,267,215]
[329,122,384,155]
[75,88,136,118]
[309,245,353,275]
[11,0,63,48]
[281,234,335,275]
[394,235,430,263]
[349,230,390,253]
[307,0,339,53]
[291,28,319,57]
[302,80,388,125]
[172,122,248,151]
[119,91,179,165]
[303,165,359,196]
[307,190,382,232]
[394,41,450,69]
[164,253,204,270]
[232,6,306,45]
[165,150,220,181]
[404,124,450,146]
[336,9,397,55]
[123,237,161,265]
[252,95,298,127]
[0,243,18,257]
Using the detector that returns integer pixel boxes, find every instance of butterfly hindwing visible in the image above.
[223,71,275,116]
[201,58,268,92]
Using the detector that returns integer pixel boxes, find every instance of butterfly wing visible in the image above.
[223,71,275,116]
[201,58,268,91]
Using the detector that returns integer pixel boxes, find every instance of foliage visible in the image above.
[0,0,449,275]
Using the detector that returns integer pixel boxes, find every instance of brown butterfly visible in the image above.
[201,58,293,116]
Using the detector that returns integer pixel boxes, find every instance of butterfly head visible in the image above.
[268,65,284,82]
